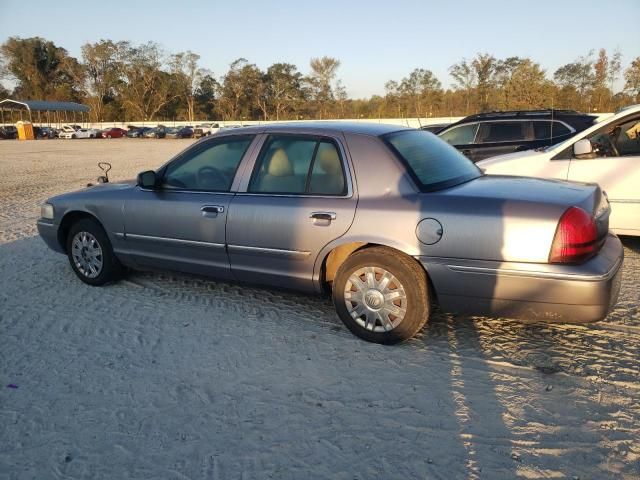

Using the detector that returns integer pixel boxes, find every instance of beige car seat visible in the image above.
[257,148,305,192]
[309,146,344,194]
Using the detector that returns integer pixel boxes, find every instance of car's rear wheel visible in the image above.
[66,218,123,286]
[332,246,430,344]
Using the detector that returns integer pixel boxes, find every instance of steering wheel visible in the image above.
[605,129,620,157]
[197,166,227,190]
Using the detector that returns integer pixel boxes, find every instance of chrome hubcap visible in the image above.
[344,266,407,332]
[71,231,103,278]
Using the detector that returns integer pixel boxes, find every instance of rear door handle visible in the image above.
[201,205,225,214]
[310,211,336,221]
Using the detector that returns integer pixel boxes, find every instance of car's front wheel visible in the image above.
[332,246,430,344]
[66,218,123,286]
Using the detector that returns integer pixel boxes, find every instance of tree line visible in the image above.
[1,36,639,123]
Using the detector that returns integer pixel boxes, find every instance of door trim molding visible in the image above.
[227,244,311,260]
[126,233,225,249]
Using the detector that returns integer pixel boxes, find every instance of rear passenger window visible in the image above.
[438,123,478,145]
[308,142,346,195]
[249,135,346,195]
[533,121,571,139]
[478,122,527,143]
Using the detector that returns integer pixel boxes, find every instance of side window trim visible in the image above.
[245,133,351,197]
[303,141,322,193]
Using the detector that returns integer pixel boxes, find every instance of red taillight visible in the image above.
[549,207,599,264]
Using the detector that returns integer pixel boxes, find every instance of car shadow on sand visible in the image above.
[1,235,638,478]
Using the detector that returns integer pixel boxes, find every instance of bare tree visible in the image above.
[624,57,640,101]
[115,42,177,121]
[169,51,203,122]
[81,40,123,121]
[308,56,341,119]
[608,49,622,94]
[266,63,304,120]
[218,58,262,120]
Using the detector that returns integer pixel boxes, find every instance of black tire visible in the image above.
[71,134,76,139]
[66,218,123,286]
[332,246,430,344]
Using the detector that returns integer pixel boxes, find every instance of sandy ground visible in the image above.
[0,139,639,480]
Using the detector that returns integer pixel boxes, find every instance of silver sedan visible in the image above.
[37,122,623,344]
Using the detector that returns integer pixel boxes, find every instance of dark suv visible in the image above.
[437,110,597,162]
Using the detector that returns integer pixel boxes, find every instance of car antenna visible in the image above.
[549,98,554,147]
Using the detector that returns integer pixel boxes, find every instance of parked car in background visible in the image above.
[59,128,100,139]
[218,125,243,132]
[437,110,597,162]
[193,123,220,138]
[101,128,127,139]
[37,122,622,345]
[35,126,57,139]
[419,123,451,134]
[126,127,152,138]
[479,104,640,236]
[143,126,167,138]
[0,125,18,139]
[57,125,79,138]
[165,126,194,138]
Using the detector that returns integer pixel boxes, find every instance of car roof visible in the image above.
[215,121,411,137]
[439,110,597,133]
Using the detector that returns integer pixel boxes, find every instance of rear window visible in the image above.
[383,130,481,191]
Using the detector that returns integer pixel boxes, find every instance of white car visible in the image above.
[60,128,100,139]
[479,105,640,236]
[193,123,220,138]
[57,125,78,138]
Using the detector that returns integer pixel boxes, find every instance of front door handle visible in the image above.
[201,205,224,214]
[310,211,336,221]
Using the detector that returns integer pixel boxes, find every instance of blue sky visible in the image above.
[1,0,638,97]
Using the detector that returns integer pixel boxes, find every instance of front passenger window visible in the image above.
[162,135,253,191]
[612,118,640,156]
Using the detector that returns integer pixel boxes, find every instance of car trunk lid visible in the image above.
[420,175,609,263]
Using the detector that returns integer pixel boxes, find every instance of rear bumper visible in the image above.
[37,219,64,254]
[418,233,623,323]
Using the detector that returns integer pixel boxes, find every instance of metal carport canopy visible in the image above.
[0,99,89,112]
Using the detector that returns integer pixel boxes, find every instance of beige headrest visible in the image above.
[267,149,293,176]
[318,147,341,175]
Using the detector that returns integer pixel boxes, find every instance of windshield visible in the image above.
[383,130,481,191]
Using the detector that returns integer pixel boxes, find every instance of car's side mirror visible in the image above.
[573,139,596,159]
[137,170,157,189]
